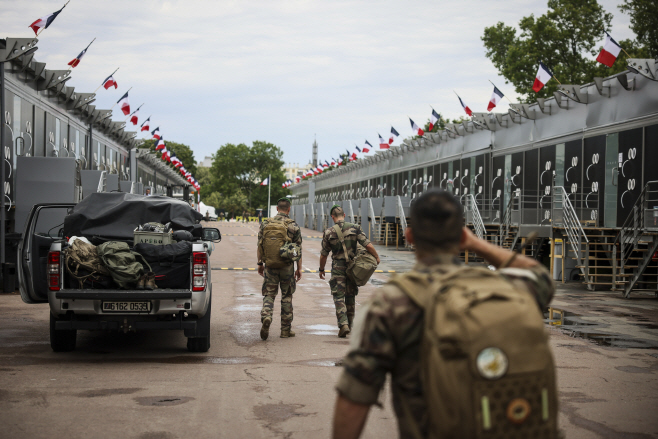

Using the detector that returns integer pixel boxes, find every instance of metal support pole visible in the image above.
[267,173,271,218]
[1,61,6,267]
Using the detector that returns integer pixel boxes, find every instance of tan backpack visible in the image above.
[390,265,558,439]
[261,218,294,269]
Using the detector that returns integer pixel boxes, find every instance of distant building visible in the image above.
[197,156,213,168]
[283,163,302,181]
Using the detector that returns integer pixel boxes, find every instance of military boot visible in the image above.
[280,329,295,338]
[338,325,351,338]
[136,275,146,290]
[347,315,354,330]
[260,317,272,340]
[144,272,157,290]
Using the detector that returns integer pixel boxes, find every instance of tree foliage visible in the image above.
[201,140,288,213]
[482,0,614,102]
[482,0,656,102]
[619,0,658,57]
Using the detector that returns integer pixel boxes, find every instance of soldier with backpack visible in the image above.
[332,189,557,439]
[257,197,303,340]
[319,205,380,338]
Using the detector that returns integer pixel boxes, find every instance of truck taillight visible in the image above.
[47,251,61,291]
[193,252,208,292]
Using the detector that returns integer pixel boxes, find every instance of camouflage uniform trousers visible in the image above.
[329,264,358,328]
[261,264,296,331]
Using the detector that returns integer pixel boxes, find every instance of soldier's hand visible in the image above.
[460,226,478,251]
[319,270,326,280]
[295,269,302,281]
[258,265,265,277]
[376,257,381,265]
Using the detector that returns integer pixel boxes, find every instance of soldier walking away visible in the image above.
[257,197,303,340]
[332,189,557,439]
[320,205,380,338]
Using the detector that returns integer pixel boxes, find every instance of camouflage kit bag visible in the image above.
[64,239,112,288]
[333,224,377,287]
[390,266,558,439]
[261,218,294,269]
[279,242,302,263]
[96,241,152,289]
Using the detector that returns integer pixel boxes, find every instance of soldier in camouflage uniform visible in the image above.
[320,205,380,338]
[257,198,302,340]
[332,190,555,438]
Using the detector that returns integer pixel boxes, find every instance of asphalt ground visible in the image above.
[0,221,657,438]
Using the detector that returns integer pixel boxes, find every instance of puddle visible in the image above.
[546,308,658,349]
[304,324,337,335]
[233,304,261,312]
[292,359,342,367]
[0,355,264,367]
[370,278,386,286]
[134,396,195,407]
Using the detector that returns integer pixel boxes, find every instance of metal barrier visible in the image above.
[464,193,485,240]
[553,186,590,285]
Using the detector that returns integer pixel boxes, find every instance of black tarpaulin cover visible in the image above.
[64,193,203,241]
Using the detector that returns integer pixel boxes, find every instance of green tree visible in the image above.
[619,0,658,57]
[207,141,288,210]
[482,0,613,102]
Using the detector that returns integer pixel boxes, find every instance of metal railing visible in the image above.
[553,186,590,284]
[368,198,380,240]
[347,201,357,224]
[464,193,485,240]
[97,170,107,193]
[498,193,519,247]
[613,181,658,296]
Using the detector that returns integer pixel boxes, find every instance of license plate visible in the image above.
[102,301,151,313]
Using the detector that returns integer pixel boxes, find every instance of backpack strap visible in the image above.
[333,223,351,263]
[131,251,152,273]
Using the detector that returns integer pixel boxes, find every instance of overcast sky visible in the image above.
[2,0,634,168]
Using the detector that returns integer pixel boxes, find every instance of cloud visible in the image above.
[1,0,634,164]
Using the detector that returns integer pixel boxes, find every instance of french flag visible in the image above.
[351,146,361,161]
[151,127,161,140]
[338,156,343,166]
[389,127,399,145]
[129,107,140,125]
[185,171,192,178]
[363,141,373,153]
[155,138,166,150]
[322,161,329,168]
[330,158,336,166]
[162,149,171,162]
[378,134,389,150]
[260,177,269,186]
[533,62,554,93]
[102,74,118,90]
[324,160,330,168]
[67,39,94,69]
[409,118,424,136]
[117,91,130,116]
[316,165,324,174]
[429,109,440,130]
[140,117,151,132]
[596,32,622,68]
[29,3,67,36]
[295,176,300,183]
[487,86,505,111]
[456,94,472,116]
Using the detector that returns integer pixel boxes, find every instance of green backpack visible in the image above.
[390,266,558,439]
[333,224,378,287]
[96,242,152,289]
[261,218,294,269]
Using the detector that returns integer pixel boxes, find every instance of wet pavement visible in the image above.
[0,221,657,438]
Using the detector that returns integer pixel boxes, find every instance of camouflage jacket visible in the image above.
[335,255,554,438]
[257,213,302,248]
[321,220,370,261]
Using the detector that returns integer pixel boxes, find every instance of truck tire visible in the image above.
[50,313,77,352]
[187,295,211,353]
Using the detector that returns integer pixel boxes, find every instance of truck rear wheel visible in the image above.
[187,295,211,353]
[50,313,77,352]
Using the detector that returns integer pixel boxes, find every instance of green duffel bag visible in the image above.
[334,224,378,287]
[97,241,151,289]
